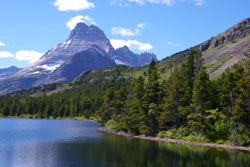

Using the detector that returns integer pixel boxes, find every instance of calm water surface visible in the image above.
[0,118,250,167]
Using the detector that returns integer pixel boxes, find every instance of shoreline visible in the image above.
[98,127,250,152]
[0,116,97,122]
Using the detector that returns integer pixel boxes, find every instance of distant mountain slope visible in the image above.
[200,18,250,51]
[1,18,249,94]
[0,66,22,79]
[0,23,157,94]
[45,46,116,83]
[203,35,250,78]
[149,17,250,79]
[114,46,157,67]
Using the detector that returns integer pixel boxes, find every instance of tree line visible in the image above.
[0,50,249,146]
[100,50,250,146]
[0,66,131,119]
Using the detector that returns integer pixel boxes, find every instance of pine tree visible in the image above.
[230,65,250,145]
[101,88,115,123]
[188,67,211,133]
[160,65,181,129]
[179,50,195,107]
[144,59,160,135]
[145,59,160,105]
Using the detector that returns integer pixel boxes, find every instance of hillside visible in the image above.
[0,23,157,95]
[5,18,250,97]
[0,18,249,147]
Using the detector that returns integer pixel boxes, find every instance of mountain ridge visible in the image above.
[0,66,23,80]
[0,23,157,94]
[1,18,249,95]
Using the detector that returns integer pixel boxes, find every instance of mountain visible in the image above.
[155,17,250,79]
[45,46,116,83]
[113,46,157,67]
[7,18,250,97]
[200,18,250,51]
[0,66,22,79]
[0,23,157,94]
[2,17,249,95]
[16,23,115,78]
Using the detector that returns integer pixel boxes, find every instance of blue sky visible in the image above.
[0,0,249,68]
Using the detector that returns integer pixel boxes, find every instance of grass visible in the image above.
[203,34,250,56]
[204,54,233,75]
[209,64,221,74]
[157,128,233,145]
[204,62,213,69]
[216,54,233,63]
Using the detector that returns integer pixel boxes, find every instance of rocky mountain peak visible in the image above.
[200,17,250,51]
[0,23,158,94]
[116,46,133,54]
[117,46,130,51]
[68,23,108,42]
[112,46,158,67]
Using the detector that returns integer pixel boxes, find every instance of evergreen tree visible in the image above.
[125,81,146,134]
[160,65,181,129]
[230,65,250,145]
[179,50,195,107]
[144,59,160,135]
[188,67,211,133]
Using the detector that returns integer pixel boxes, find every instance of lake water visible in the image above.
[0,118,250,167]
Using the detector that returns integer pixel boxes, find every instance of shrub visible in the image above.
[176,127,190,138]
[215,120,230,139]
[230,124,250,146]
[105,119,118,130]
[182,132,209,143]
[139,125,152,136]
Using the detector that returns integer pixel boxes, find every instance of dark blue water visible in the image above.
[0,118,250,167]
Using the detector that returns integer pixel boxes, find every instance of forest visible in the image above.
[0,50,249,146]
[100,50,250,146]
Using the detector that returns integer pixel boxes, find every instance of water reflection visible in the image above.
[0,119,249,167]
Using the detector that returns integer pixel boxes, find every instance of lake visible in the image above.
[0,118,249,167]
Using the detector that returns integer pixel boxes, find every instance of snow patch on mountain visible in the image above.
[114,59,130,66]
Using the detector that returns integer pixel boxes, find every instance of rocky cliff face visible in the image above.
[17,23,115,77]
[0,66,22,79]
[12,23,156,78]
[200,18,250,51]
[113,46,157,67]
[45,46,116,83]
[0,23,157,94]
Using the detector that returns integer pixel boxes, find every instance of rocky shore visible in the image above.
[98,127,250,152]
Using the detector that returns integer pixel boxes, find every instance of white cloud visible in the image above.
[128,0,144,5]
[112,23,146,36]
[66,15,96,30]
[15,50,44,63]
[137,23,147,29]
[54,0,95,11]
[148,0,173,6]
[168,41,180,47]
[0,41,6,47]
[110,0,140,6]
[0,51,15,58]
[110,0,205,6]
[193,0,204,6]
[112,27,139,36]
[110,39,153,51]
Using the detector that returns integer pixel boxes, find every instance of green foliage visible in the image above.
[182,132,209,143]
[209,64,221,74]
[0,50,249,147]
[189,67,212,133]
[158,127,190,139]
[0,66,131,120]
[216,54,233,63]
[214,120,230,140]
